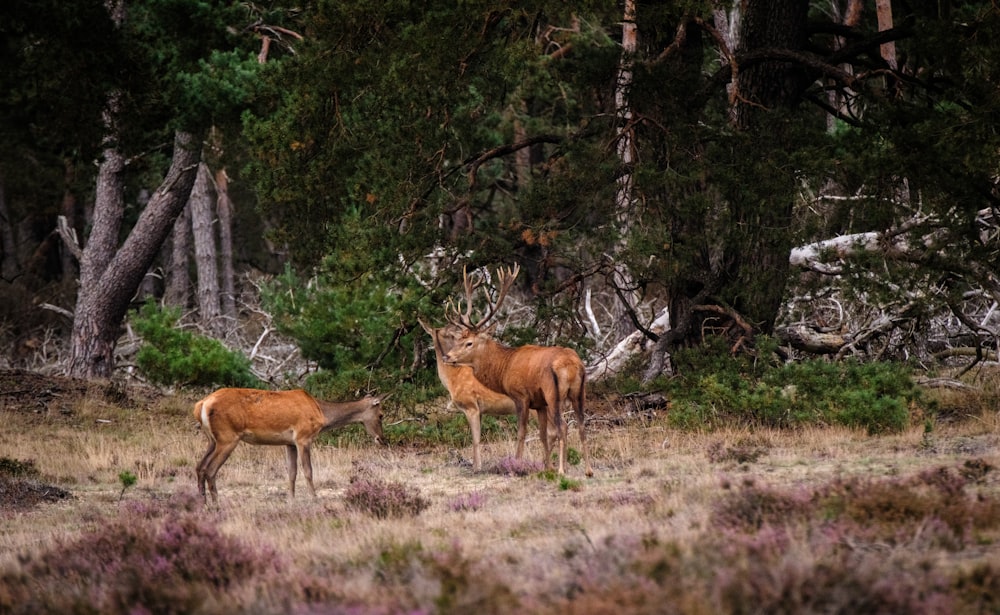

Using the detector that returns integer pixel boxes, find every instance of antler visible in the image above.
[445,265,485,328]
[445,263,521,331]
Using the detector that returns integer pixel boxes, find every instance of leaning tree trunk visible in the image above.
[68,130,201,379]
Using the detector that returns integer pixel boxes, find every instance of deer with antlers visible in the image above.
[419,318,557,472]
[193,388,387,503]
[440,264,593,477]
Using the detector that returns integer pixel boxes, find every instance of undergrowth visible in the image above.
[343,476,430,519]
[660,337,922,433]
[3,459,998,613]
[0,493,281,614]
[132,302,261,388]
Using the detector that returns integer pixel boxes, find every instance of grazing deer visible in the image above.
[193,388,387,503]
[441,264,593,477]
[419,319,556,471]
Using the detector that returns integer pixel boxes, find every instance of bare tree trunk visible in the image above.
[827,0,863,132]
[80,97,127,297]
[68,130,201,379]
[189,161,221,331]
[728,0,808,332]
[0,173,18,281]
[215,167,236,319]
[876,0,896,70]
[512,100,531,193]
[59,160,79,284]
[165,203,191,307]
[609,0,641,341]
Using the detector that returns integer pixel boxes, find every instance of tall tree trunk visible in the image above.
[59,160,79,284]
[165,203,191,307]
[609,0,641,341]
[0,173,18,281]
[643,0,809,382]
[876,0,897,70]
[189,161,221,331]
[68,130,201,378]
[215,167,236,319]
[728,0,808,333]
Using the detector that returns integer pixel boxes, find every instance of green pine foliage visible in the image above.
[663,338,919,434]
[262,263,446,399]
[132,303,261,388]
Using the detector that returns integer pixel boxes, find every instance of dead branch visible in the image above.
[776,324,849,355]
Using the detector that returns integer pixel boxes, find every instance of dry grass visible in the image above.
[2,380,1000,613]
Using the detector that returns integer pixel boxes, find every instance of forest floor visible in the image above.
[2,367,1000,613]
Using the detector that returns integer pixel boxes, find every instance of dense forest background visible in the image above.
[2,0,999,398]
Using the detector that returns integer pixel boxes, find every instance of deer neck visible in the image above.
[468,339,515,390]
[316,399,365,430]
[430,330,458,387]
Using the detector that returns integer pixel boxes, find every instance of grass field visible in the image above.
[2,371,1000,613]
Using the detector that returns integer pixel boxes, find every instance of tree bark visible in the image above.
[215,167,236,319]
[165,202,191,307]
[0,173,18,281]
[189,161,221,331]
[728,0,808,333]
[875,0,896,70]
[68,130,201,379]
[609,0,641,342]
[59,160,79,284]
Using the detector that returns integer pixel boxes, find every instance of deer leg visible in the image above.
[299,443,317,497]
[201,440,240,505]
[547,393,567,476]
[576,388,593,477]
[196,440,217,501]
[514,401,529,460]
[536,408,550,471]
[556,418,567,476]
[550,406,566,476]
[466,404,483,472]
[285,445,298,498]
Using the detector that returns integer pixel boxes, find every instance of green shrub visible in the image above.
[663,339,920,433]
[263,266,438,396]
[132,302,261,388]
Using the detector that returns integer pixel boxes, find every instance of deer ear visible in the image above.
[483,323,498,336]
[417,318,433,334]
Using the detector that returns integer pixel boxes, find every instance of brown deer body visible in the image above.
[193,388,386,503]
[440,264,593,477]
[420,319,556,471]
[443,330,592,476]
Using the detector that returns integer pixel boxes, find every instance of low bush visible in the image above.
[556,462,1000,614]
[132,302,260,388]
[448,491,488,512]
[0,493,281,615]
[344,476,430,519]
[0,457,38,478]
[663,338,921,433]
[490,455,543,477]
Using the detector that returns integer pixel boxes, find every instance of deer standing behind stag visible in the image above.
[419,318,559,472]
[434,264,593,477]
